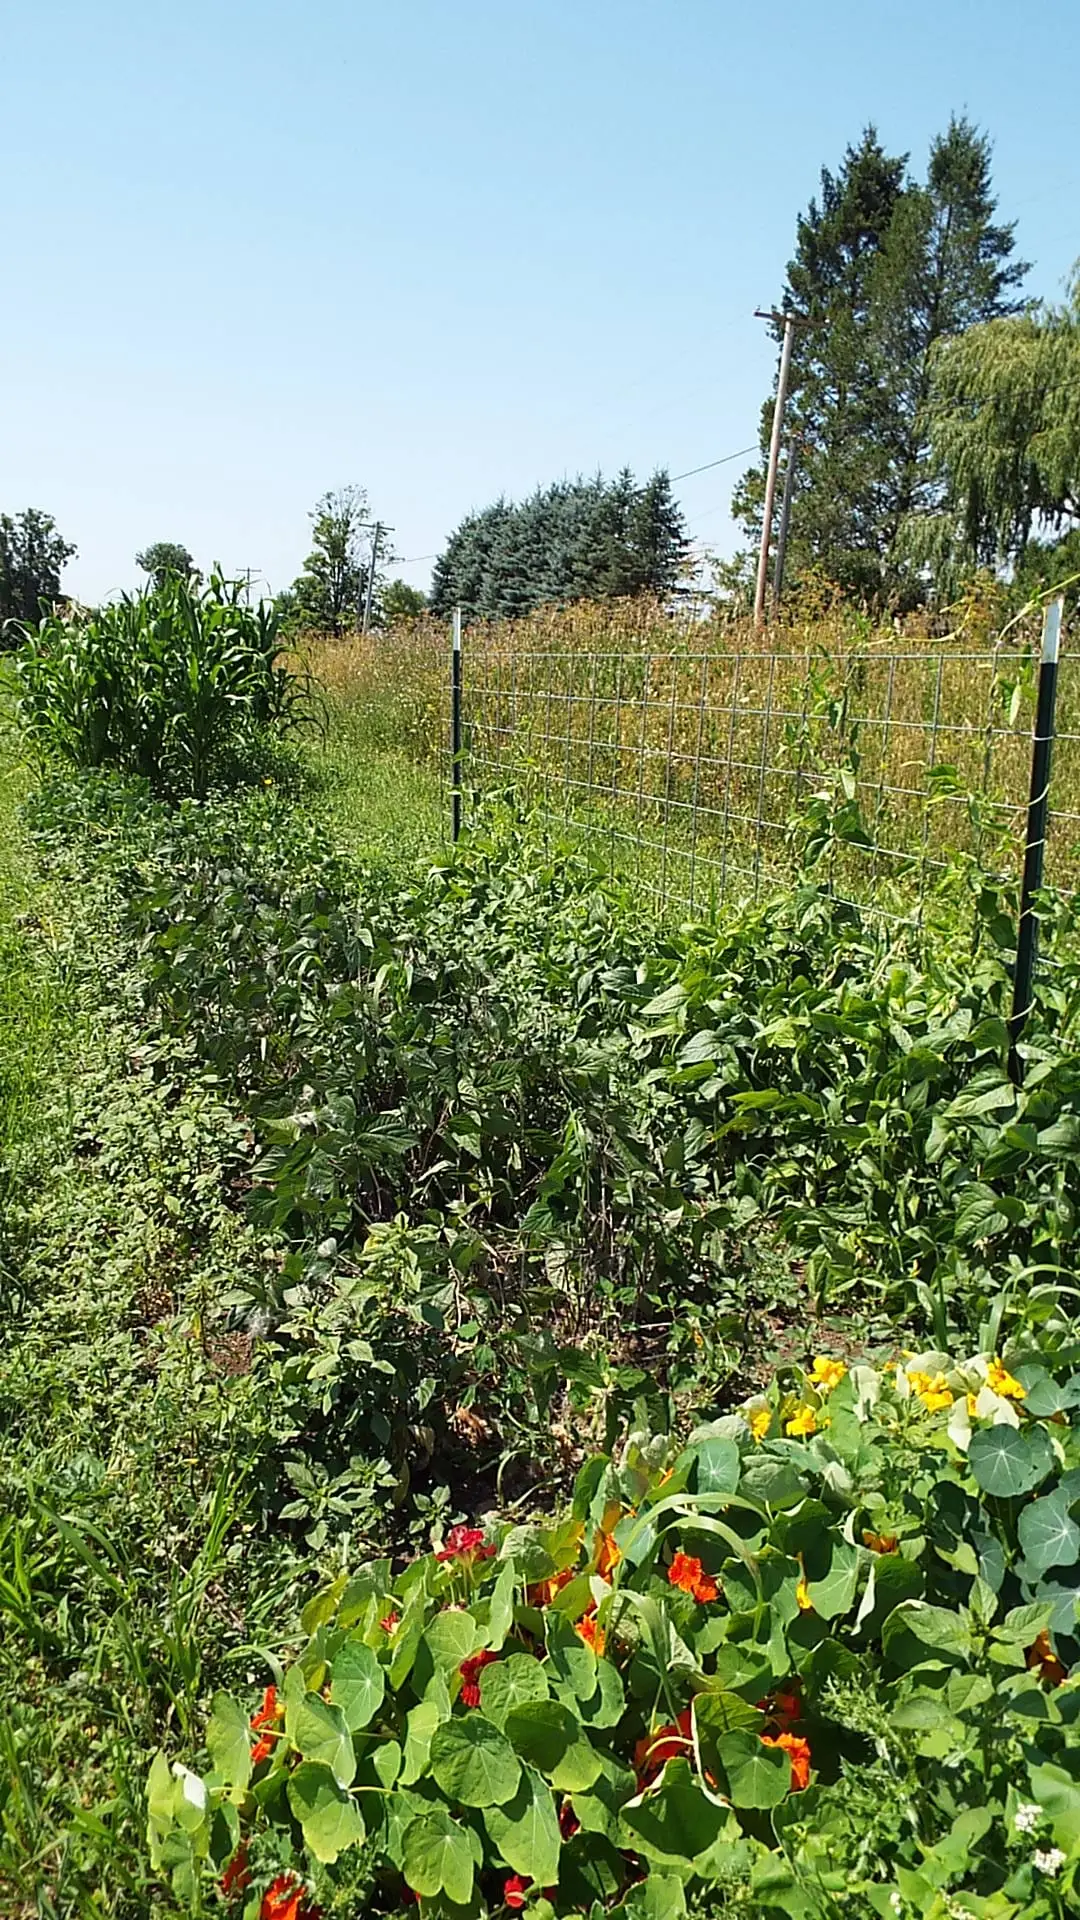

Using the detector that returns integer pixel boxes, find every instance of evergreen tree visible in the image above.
[734,119,1026,605]
[430,470,690,621]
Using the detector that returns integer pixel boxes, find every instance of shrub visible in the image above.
[13,571,301,796]
[147,1344,1080,1917]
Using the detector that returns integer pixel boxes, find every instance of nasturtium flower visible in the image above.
[250,1685,282,1766]
[594,1528,622,1580]
[808,1355,847,1394]
[259,1876,321,1920]
[785,1406,817,1437]
[747,1405,771,1443]
[220,1842,251,1898]
[907,1369,953,1412]
[504,1874,531,1909]
[986,1357,1026,1400]
[634,1707,693,1786]
[795,1577,813,1611]
[1027,1630,1067,1687]
[435,1525,495,1564]
[575,1612,606,1655]
[862,1529,898,1555]
[966,1393,980,1418]
[760,1730,811,1791]
[459,1648,498,1707]
[667,1551,718,1603]
[526,1566,573,1608]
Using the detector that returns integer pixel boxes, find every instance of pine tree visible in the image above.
[734,120,1026,605]
[628,471,691,595]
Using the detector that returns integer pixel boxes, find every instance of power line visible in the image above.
[670,444,759,482]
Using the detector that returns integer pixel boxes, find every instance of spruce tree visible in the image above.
[734,119,1026,605]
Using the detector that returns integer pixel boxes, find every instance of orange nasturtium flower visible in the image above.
[808,1355,847,1394]
[785,1406,818,1438]
[634,1707,694,1786]
[760,1730,811,1792]
[667,1551,718,1604]
[526,1565,574,1608]
[862,1530,899,1555]
[259,1875,322,1920]
[1028,1630,1068,1687]
[575,1612,606,1656]
[594,1528,622,1580]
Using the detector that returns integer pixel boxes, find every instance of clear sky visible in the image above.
[1,0,1077,605]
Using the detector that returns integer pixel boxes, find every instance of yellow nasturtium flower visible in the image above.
[808,1355,847,1394]
[907,1368,954,1414]
[796,1576,813,1611]
[786,1406,818,1438]
[748,1406,771,1443]
[986,1358,1026,1401]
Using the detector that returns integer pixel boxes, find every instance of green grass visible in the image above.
[306,696,448,867]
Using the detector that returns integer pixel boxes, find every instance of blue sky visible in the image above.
[1,0,1076,604]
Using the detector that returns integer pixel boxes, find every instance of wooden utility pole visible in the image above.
[753,309,807,629]
[362,521,392,633]
[772,437,799,610]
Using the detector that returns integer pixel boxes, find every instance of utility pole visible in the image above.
[361,520,393,634]
[753,309,807,630]
[771,437,799,610]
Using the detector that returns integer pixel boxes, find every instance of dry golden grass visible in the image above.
[301,589,1080,914]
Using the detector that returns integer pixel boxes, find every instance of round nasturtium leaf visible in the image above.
[286,1761,365,1863]
[331,1640,385,1732]
[480,1653,550,1727]
[402,1810,475,1904]
[1018,1489,1080,1577]
[429,1715,521,1808]
[504,1701,603,1792]
[969,1425,1053,1499]
[205,1692,251,1789]
[290,1693,356,1788]
[482,1765,561,1885]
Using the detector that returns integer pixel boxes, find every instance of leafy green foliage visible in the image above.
[0,506,77,639]
[281,486,383,637]
[13,570,301,796]
[135,540,196,588]
[148,1346,1080,1916]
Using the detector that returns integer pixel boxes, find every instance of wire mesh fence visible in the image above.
[306,600,1080,941]
[462,631,1079,931]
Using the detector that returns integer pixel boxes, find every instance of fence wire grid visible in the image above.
[457,634,1080,933]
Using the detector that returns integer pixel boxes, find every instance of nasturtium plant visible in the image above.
[148,1347,1080,1917]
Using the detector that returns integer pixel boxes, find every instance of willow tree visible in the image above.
[924,271,1080,573]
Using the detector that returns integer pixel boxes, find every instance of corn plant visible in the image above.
[13,570,302,796]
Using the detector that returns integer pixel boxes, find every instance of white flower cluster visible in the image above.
[1013,1802,1042,1834]
[1033,1846,1066,1877]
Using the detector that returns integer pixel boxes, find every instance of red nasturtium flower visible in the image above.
[634,1707,693,1787]
[504,1873,530,1909]
[667,1551,718,1604]
[380,1610,400,1634]
[436,1525,496,1564]
[459,1648,498,1707]
[760,1731,811,1792]
[559,1798,580,1839]
[250,1685,281,1766]
[259,1874,322,1920]
[220,1841,251,1898]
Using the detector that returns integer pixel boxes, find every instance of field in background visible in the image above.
[305,594,1080,934]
